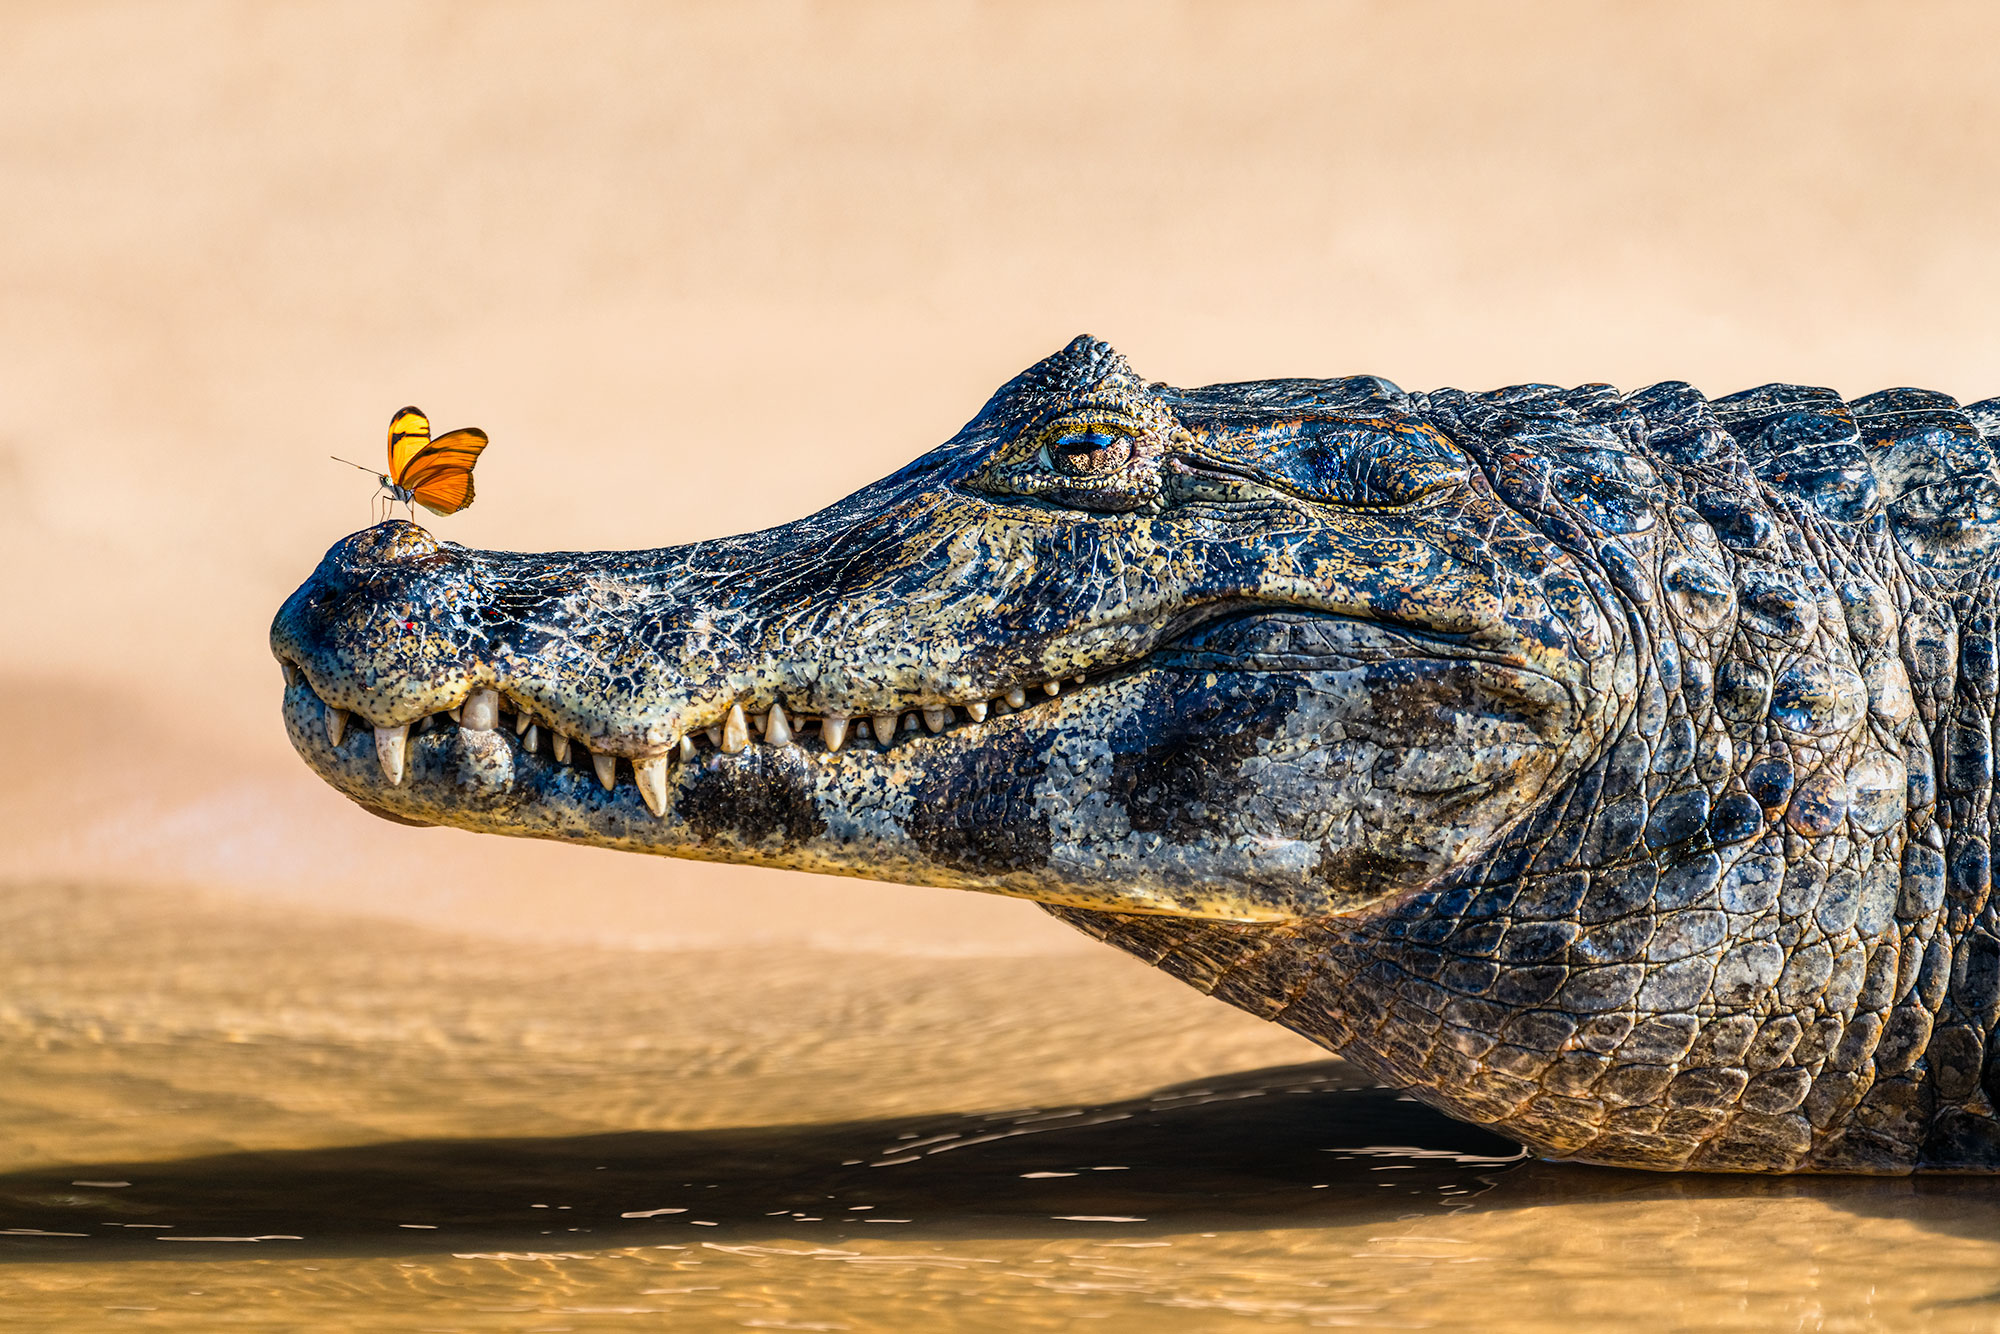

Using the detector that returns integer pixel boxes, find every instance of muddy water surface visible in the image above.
[3,883,1997,1331]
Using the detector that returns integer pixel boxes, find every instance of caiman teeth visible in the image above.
[375,723,408,785]
[462,689,499,731]
[634,755,668,817]
[765,702,793,746]
[721,702,750,754]
[292,664,1113,790]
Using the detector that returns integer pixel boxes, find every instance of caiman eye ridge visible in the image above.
[278,657,1103,816]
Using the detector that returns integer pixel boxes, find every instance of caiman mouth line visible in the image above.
[278,655,1119,815]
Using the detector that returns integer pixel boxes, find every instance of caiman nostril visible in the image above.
[336,519,444,568]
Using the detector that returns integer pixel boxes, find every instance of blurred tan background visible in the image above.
[6,0,2000,953]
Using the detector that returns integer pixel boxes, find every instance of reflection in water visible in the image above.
[7,1072,2000,1331]
[6,882,2000,1329]
[0,1065,1524,1259]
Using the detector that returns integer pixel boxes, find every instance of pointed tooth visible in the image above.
[1004,687,1027,709]
[679,735,697,761]
[592,751,617,790]
[462,689,499,731]
[1072,675,1087,685]
[923,706,949,732]
[765,702,793,746]
[965,700,988,722]
[281,661,300,687]
[414,714,433,734]
[447,705,461,724]
[523,723,539,752]
[551,732,571,763]
[822,715,849,752]
[1042,680,1061,696]
[515,709,532,736]
[707,726,723,747]
[634,756,668,817]
[375,723,408,785]
[326,705,349,747]
[721,702,749,754]
[873,712,900,745]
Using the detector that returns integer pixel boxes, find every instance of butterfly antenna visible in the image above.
[330,455,379,474]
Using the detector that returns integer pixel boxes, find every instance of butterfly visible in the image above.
[334,406,490,518]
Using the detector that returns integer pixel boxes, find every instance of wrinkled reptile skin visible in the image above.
[273,337,2000,1172]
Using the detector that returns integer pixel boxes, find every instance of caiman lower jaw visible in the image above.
[281,658,1356,922]
[276,656,1114,816]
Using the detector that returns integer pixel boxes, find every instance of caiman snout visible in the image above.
[272,512,1135,820]
[272,520,485,725]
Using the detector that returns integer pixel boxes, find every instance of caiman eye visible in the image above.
[1041,429,1133,476]
[963,410,1168,512]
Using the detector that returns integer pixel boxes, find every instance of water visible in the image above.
[4,882,1997,1330]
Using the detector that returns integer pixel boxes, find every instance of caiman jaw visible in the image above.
[271,631,1351,923]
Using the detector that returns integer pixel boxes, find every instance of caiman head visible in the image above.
[271,337,1634,923]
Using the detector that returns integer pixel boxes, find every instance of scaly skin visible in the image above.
[273,337,2000,1172]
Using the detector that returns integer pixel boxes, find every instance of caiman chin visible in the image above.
[273,336,2000,1173]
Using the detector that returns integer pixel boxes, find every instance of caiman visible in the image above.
[271,337,2000,1173]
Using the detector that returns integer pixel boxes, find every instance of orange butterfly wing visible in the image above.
[386,406,433,481]
[400,428,490,515]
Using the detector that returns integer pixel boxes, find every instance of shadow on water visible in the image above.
[4,1060,1998,1263]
